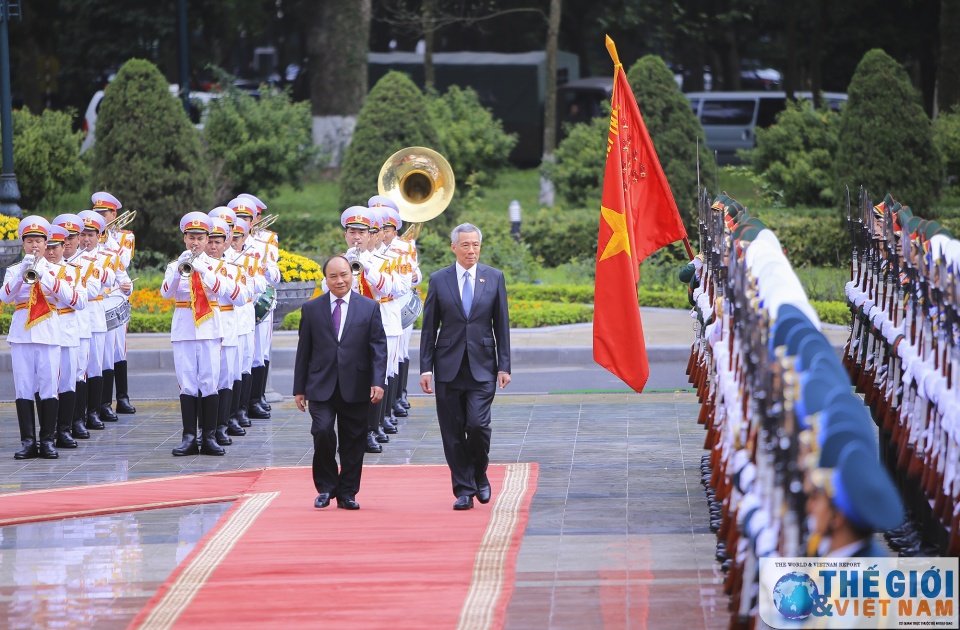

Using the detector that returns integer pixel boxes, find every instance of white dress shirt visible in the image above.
[331,291,351,341]
[456,262,477,300]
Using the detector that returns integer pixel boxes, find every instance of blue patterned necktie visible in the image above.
[461,271,473,317]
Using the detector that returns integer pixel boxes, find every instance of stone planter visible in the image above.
[272,280,317,331]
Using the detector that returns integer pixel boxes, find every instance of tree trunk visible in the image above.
[808,0,826,108]
[540,0,562,208]
[938,0,960,114]
[309,0,372,117]
[423,0,436,91]
[783,3,798,99]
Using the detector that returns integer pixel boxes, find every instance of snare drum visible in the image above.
[104,294,132,330]
[399,289,423,328]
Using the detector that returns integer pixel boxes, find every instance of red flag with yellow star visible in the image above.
[593,36,688,393]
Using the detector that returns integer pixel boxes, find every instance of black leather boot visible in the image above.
[215,388,233,446]
[248,366,270,419]
[86,376,105,429]
[237,373,253,427]
[38,398,60,459]
[72,381,90,439]
[56,390,78,448]
[199,394,226,455]
[99,368,119,422]
[114,360,136,414]
[384,376,401,429]
[225,383,246,436]
[14,399,39,459]
[366,431,383,453]
[261,360,272,411]
[172,394,200,456]
[398,359,411,409]
[369,397,388,443]
[390,374,407,417]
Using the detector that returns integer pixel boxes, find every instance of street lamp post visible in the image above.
[0,0,21,218]
[508,200,522,241]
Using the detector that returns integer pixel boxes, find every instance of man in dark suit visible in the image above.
[294,255,387,510]
[420,223,511,510]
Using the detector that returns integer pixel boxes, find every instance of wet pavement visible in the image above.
[0,391,726,629]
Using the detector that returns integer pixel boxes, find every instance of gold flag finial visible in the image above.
[605,35,621,68]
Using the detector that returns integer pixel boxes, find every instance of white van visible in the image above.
[685,91,847,164]
[556,80,846,165]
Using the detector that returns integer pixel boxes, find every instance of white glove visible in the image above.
[178,249,198,263]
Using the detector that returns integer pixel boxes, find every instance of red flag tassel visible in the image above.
[24,282,53,330]
[190,272,215,327]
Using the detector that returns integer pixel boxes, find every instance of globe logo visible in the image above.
[772,572,820,620]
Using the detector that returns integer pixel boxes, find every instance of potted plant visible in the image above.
[0,215,22,270]
[273,249,321,330]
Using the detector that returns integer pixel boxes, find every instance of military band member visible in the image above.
[2,217,82,459]
[43,225,88,448]
[91,191,136,419]
[248,195,280,418]
[55,213,98,441]
[225,217,261,429]
[160,212,235,456]
[228,195,280,421]
[206,213,250,444]
[77,211,116,430]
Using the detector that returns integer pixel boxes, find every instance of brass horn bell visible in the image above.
[378,146,455,240]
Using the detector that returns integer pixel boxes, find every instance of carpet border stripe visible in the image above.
[135,491,279,630]
[457,462,530,630]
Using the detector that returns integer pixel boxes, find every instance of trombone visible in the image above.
[103,210,137,233]
[251,213,278,236]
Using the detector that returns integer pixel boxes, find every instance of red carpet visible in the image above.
[0,464,537,629]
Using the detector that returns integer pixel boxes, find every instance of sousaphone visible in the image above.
[378,146,454,327]
[378,146,455,241]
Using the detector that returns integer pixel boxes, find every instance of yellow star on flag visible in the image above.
[599,205,631,262]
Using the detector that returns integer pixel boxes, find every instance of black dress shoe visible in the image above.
[382,416,398,434]
[56,431,78,449]
[477,484,491,504]
[375,426,389,443]
[366,432,382,453]
[99,404,119,422]
[116,397,136,414]
[236,408,252,428]
[248,401,271,419]
[72,420,90,439]
[260,396,271,412]
[86,410,105,430]
[392,402,408,418]
[215,426,233,446]
[226,418,247,436]
[337,497,360,510]
[314,493,331,508]
[454,496,474,510]
[399,395,411,410]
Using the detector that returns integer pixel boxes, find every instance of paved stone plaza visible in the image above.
[0,391,727,629]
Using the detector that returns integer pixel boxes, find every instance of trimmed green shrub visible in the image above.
[339,71,441,209]
[9,107,87,211]
[746,99,841,207]
[758,214,851,267]
[0,313,9,335]
[522,207,598,267]
[90,59,212,256]
[427,86,517,188]
[509,284,594,303]
[508,300,594,327]
[127,313,173,333]
[934,106,960,184]
[811,300,850,326]
[203,83,318,203]
[549,111,608,208]
[835,49,943,212]
[626,55,719,234]
[637,289,689,310]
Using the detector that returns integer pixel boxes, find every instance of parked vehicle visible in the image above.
[556,79,846,165]
[81,85,219,154]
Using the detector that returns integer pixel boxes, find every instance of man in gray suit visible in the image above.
[294,256,387,510]
[420,223,511,510]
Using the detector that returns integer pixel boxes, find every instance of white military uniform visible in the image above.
[50,256,88,394]
[100,229,134,365]
[249,229,280,369]
[82,245,116,380]
[225,242,262,378]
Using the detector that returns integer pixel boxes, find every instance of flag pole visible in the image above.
[606,35,695,261]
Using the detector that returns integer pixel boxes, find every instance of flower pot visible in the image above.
[0,238,22,268]
[272,280,317,330]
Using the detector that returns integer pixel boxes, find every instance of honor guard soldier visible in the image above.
[56,213,98,442]
[91,191,136,418]
[77,210,116,430]
[160,212,236,456]
[2,217,82,459]
[335,206,408,452]
[43,225,89,448]
[247,193,280,418]
[206,212,250,444]
[225,216,261,430]
[228,195,280,421]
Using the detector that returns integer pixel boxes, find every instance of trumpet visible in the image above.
[344,247,363,275]
[251,213,278,236]
[103,210,137,233]
[21,255,42,284]
[178,249,202,277]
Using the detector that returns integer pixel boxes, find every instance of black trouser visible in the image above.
[434,354,495,499]
[309,389,369,500]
